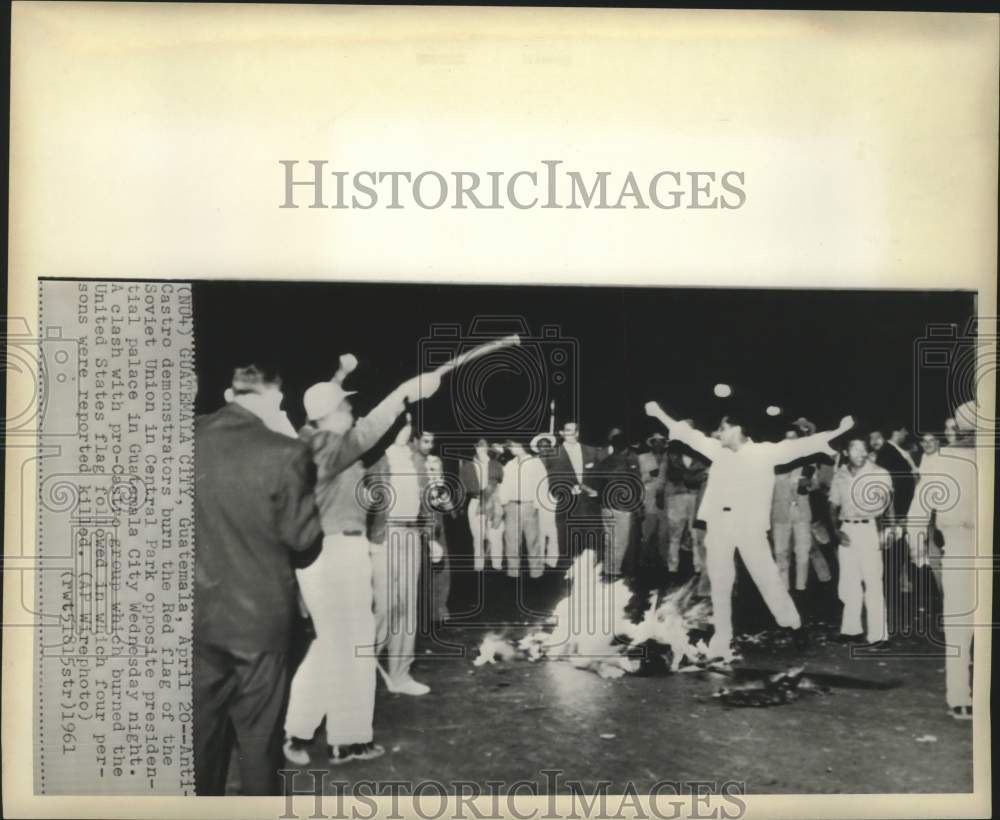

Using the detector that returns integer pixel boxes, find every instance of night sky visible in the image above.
[192,281,976,452]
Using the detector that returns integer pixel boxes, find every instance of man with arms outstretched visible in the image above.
[645,401,854,660]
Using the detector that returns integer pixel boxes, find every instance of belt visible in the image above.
[341,529,364,536]
[842,519,871,524]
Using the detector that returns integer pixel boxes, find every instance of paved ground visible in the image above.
[270,565,974,796]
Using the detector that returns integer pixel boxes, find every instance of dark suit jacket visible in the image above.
[664,443,710,496]
[593,448,643,512]
[458,457,504,499]
[874,443,916,521]
[545,442,602,516]
[194,403,322,653]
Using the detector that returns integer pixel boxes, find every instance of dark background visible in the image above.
[192,281,976,449]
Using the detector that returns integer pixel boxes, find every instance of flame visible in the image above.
[471,550,714,677]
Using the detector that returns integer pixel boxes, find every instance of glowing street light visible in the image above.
[766,405,782,417]
[713,383,732,398]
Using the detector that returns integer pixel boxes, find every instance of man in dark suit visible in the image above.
[193,364,323,795]
[869,423,918,630]
[544,420,603,561]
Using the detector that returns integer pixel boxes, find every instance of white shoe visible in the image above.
[377,665,430,695]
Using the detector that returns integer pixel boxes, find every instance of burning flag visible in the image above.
[470,550,715,677]
[473,632,517,666]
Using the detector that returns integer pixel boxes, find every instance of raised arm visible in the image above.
[644,401,721,462]
[332,374,441,473]
[775,415,855,466]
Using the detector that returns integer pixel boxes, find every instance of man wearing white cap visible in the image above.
[283,357,441,765]
[906,403,979,720]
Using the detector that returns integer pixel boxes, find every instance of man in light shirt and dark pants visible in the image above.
[829,437,893,646]
[645,401,855,661]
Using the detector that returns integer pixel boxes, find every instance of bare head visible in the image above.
[715,414,751,451]
[415,431,436,456]
[230,364,285,420]
[943,417,959,446]
[505,438,527,457]
[920,432,940,455]
[868,430,885,451]
[846,437,869,469]
[560,422,579,443]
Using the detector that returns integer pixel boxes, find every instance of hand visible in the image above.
[838,415,855,433]
[645,401,664,418]
[401,372,442,403]
[338,353,358,376]
[430,540,444,564]
[837,529,851,546]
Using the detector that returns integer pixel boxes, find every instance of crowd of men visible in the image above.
[193,355,980,795]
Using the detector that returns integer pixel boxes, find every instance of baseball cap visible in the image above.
[303,381,356,422]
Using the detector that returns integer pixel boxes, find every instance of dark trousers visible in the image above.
[194,639,289,795]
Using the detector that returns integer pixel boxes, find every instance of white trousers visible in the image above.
[285,534,376,745]
[939,526,975,709]
[370,530,422,684]
[837,521,887,642]
[468,498,504,571]
[706,514,801,655]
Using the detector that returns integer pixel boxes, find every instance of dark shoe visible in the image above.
[792,627,809,650]
[857,638,893,652]
[328,741,386,765]
[836,633,865,644]
[949,706,973,721]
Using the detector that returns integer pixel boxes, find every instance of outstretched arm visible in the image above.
[644,401,721,462]
[776,415,855,465]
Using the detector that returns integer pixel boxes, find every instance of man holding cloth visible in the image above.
[283,360,441,765]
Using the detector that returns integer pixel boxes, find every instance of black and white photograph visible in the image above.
[187,280,982,796]
[5,4,996,819]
